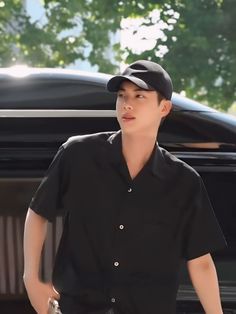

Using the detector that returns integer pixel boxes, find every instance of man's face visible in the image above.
[116,80,171,136]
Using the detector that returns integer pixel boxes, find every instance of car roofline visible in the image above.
[0,67,218,113]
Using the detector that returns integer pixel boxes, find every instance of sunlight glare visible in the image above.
[8,65,31,78]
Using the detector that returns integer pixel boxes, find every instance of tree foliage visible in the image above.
[155,0,236,110]
[0,0,235,109]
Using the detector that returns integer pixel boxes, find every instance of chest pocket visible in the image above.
[141,207,175,243]
[143,220,173,238]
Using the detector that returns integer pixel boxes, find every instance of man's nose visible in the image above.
[123,102,133,111]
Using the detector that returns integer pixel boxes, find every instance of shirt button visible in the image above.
[111,297,116,303]
[114,261,119,267]
[128,187,132,192]
[119,224,124,230]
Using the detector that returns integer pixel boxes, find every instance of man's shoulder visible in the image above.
[159,146,200,181]
[62,131,116,150]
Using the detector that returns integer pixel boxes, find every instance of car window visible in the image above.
[0,80,116,110]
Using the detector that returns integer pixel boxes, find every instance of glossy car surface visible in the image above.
[0,67,236,314]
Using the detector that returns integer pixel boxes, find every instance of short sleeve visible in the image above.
[29,145,68,222]
[183,175,227,260]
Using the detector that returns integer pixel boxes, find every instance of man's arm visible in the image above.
[23,208,59,314]
[187,253,223,314]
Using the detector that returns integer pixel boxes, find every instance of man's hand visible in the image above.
[24,277,60,314]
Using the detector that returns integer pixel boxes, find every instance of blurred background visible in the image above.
[0,0,235,113]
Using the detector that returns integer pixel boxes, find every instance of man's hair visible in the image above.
[156,91,172,126]
[157,92,165,105]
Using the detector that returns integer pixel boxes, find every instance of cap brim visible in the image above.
[107,75,152,92]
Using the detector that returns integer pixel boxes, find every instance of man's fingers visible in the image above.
[51,285,60,300]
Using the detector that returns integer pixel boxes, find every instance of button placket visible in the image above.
[111,183,132,287]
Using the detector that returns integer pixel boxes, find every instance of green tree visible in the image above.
[0,0,235,110]
[136,0,236,110]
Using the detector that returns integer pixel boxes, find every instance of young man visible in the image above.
[23,60,226,314]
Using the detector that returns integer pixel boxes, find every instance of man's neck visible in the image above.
[121,132,157,167]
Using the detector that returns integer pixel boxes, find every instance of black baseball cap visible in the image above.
[107,60,173,100]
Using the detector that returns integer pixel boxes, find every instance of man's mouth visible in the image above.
[122,114,135,121]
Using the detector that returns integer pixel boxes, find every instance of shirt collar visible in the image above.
[107,130,123,163]
[106,130,171,180]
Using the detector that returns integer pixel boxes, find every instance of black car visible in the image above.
[0,67,236,314]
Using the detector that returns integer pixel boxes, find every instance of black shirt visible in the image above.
[30,130,227,314]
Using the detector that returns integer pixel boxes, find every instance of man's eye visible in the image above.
[137,94,145,98]
[117,94,124,98]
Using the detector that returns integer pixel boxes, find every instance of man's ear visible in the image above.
[161,100,172,117]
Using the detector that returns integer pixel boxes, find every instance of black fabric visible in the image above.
[59,293,116,314]
[30,130,227,314]
[106,60,173,100]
